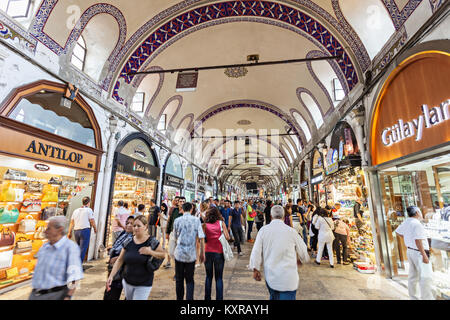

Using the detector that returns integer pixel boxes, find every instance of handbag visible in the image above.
[4,169,26,181]
[0,206,20,224]
[14,237,32,254]
[41,191,58,202]
[249,209,257,218]
[0,183,16,202]
[218,221,234,262]
[6,267,18,279]
[146,237,164,272]
[25,181,43,193]
[34,226,45,240]
[0,269,6,280]
[0,249,14,269]
[18,215,37,233]
[0,227,15,247]
[21,199,42,212]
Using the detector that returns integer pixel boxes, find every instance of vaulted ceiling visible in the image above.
[22,0,425,190]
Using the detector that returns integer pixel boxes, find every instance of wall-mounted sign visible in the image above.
[198,185,205,193]
[116,153,160,180]
[164,174,184,189]
[311,174,323,185]
[371,51,450,166]
[186,182,196,190]
[34,163,50,171]
[0,126,97,171]
[176,72,198,92]
[326,149,339,175]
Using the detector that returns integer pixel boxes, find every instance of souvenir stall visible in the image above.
[162,154,184,205]
[0,81,103,290]
[184,165,195,202]
[323,121,376,272]
[105,133,159,247]
[368,50,450,298]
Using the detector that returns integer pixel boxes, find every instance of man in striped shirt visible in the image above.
[30,216,83,300]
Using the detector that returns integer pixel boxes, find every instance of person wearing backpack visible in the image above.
[106,215,166,300]
[313,208,335,268]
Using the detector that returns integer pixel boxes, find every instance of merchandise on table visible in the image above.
[0,155,94,290]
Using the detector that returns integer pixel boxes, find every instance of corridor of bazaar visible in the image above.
[0,0,448,302]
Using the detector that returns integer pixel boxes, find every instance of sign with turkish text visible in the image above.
[371,51,450,166]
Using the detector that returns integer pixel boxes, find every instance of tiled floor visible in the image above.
[0,234,409,300]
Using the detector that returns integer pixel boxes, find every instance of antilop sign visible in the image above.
[371,51,450,166]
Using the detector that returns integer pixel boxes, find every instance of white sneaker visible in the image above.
[238,252,244,256]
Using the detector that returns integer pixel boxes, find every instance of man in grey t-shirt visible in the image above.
[173,202,205,300]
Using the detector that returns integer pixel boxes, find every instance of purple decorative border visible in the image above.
[176,113,194,130]
[290,109,313,141]
[157,95,183,127]
[296,87,326,128]
[429,0,444,12]
[381,0,424,30]
[191,100,307,148]
[114,1,359,103]
[30,1,126,85]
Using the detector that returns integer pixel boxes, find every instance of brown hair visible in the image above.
[204,207,224,224]
[134,215,148,226]
[200,201,209,212]
[82,197,90,206]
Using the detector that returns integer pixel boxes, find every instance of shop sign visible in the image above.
[0,126,97,171]
[326,149,339,175]
[116,153,160,180]
[311,174,323,185]
[371,51,450,166]
[381,102,449,147]
[198,185,205,193]
[165,174,184,189]
[186,182,196,190]
[34,163,50,171]
[300,181,308,188]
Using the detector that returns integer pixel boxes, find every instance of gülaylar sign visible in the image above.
[370,51,450,166]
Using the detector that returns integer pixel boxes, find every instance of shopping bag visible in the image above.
[218,222,234,262]
[0,206,20,224]
[0,249,13,269]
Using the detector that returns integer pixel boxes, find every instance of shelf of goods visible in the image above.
[0,175,84,289]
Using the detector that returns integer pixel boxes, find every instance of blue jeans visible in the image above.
[266,281,296,300]
[204,252,225,300]
[247,220,254,240]
[74,228,91,263]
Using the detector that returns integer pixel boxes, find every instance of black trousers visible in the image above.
[231,225,244,253]
[256,222,264,232]
[175,260,196,300]
[333,233,348,263]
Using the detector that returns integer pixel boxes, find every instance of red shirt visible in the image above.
[205,221,223,254]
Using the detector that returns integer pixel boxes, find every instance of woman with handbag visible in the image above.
[313,208,336,268]
[202,207,230,300]
[103,216,135,300]
[106,216,166,300]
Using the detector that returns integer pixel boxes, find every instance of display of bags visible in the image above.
[21,199,42,212]
[33,226,45,240]
[25,181,43,193]
[41,192,58,202]
[18,215,36,233]
[218,221,234,262]
[3,169,26,181]
[0,227,15,247]
[0,206,20,224]
[14,237,32,254]
[6,267,18,279]
[0,183,16,202]
[0,249,13,269]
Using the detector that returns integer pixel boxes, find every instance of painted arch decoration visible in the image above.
[113,1,360,103]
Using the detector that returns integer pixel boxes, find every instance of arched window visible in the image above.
[292,111,312,142]
[71,36,87,71]
[1,0,31,18]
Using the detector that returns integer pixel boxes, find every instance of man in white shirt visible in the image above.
[395,206,434,300]
[68,197,97,263]
[249,205,310,300]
